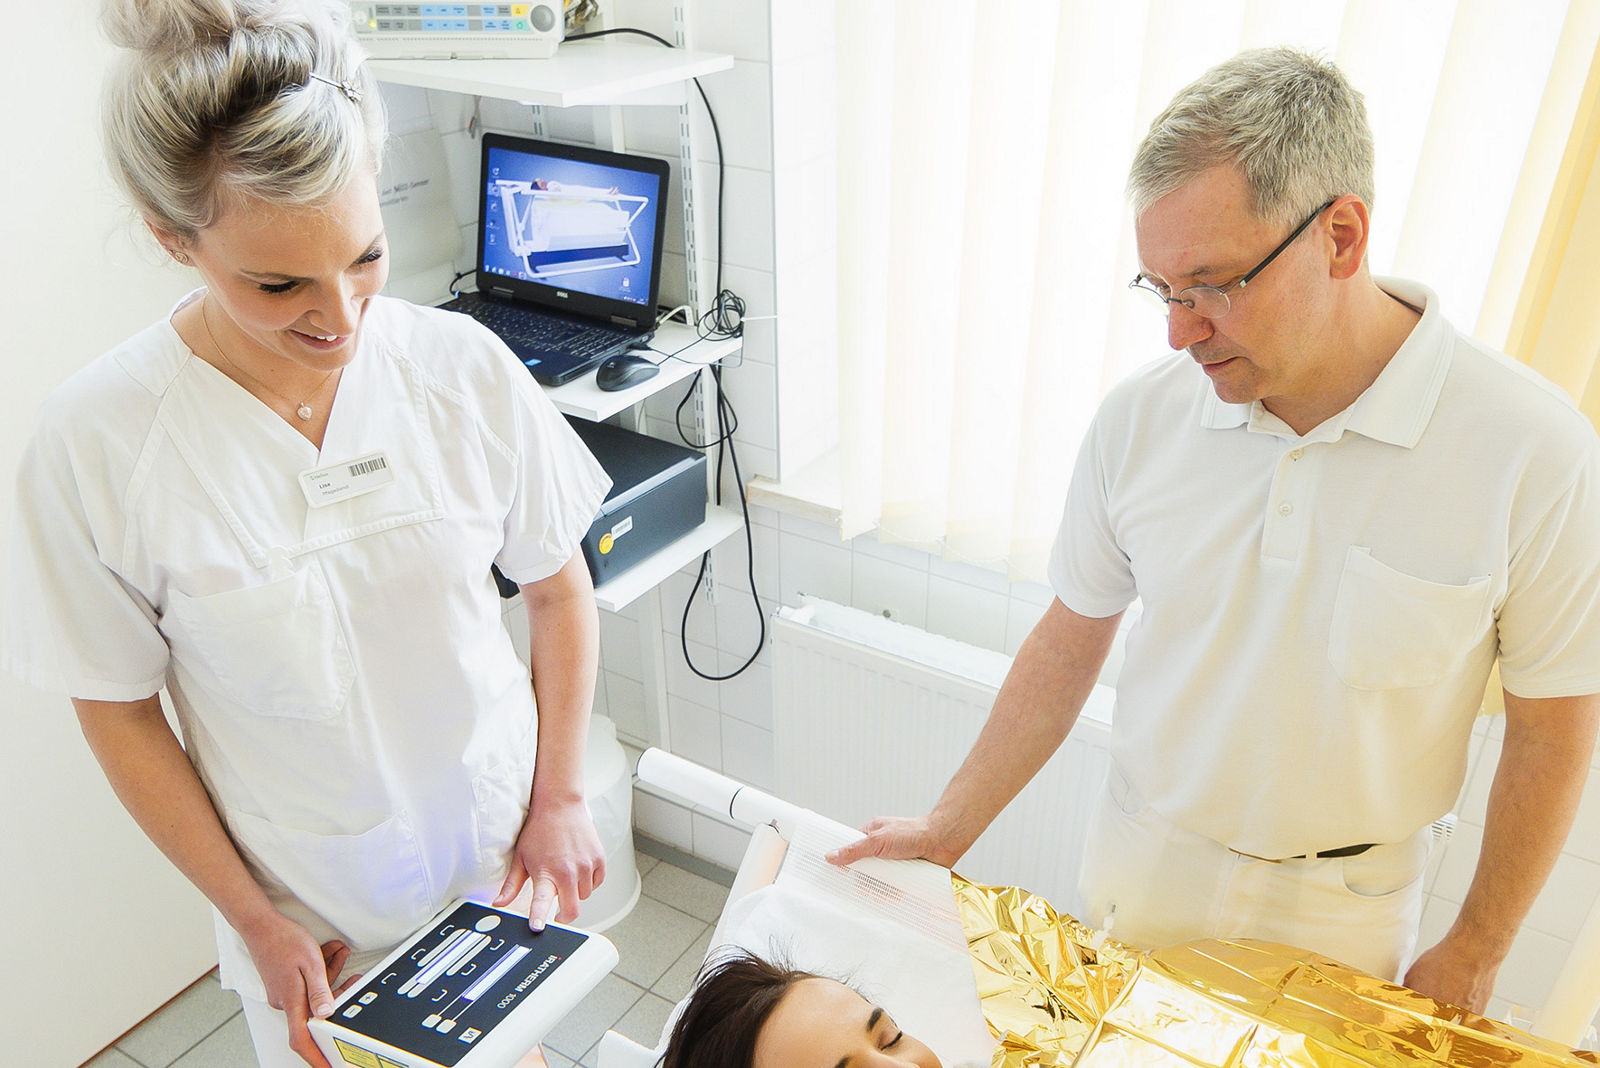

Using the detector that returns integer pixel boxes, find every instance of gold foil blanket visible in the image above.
[953,875,1596,1068]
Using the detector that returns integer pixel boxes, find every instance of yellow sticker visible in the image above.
[378,1058,408,1068]
[598,533,614,554]
[331,1038,383,1068]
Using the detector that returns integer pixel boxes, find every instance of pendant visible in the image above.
[296,404,314,420]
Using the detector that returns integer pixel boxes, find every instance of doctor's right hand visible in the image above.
[241,910,361,1068]
[825,813,963,869]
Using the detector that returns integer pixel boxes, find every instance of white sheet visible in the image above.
[712,813,995,1067]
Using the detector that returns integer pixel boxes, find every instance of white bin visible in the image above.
[575,714,641,931]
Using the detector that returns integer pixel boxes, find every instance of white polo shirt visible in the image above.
[1049,278,1600,858]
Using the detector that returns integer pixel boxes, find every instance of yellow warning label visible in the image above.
[598,532,614,554]
[378,1058,408,1068]
[331,1038,383,1068]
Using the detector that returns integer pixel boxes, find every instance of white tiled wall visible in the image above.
[1419,714,1600,1029]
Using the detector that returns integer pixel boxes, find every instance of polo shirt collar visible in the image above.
[1199,276,1451,448]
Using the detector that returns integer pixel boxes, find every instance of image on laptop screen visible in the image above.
[482,140,664,309]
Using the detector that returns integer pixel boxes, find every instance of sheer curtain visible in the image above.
[833,0,1593,581]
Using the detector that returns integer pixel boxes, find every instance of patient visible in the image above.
[659,950,943,1068]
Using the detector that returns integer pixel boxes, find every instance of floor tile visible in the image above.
[542,1047,580,1068]
[636,851,661,878]
[612,990,675,1051]
[542,972,646,1060]
[169,1011,256,1067]
[117,973,246,1068]
[642,862,731,924]
[83,1050,143,1068]
[651,927,712,1004]
[604,894,708,988]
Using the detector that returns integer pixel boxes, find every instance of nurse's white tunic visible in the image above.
[3,292,610,997]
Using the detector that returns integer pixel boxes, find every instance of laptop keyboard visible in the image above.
[445,295,638,359]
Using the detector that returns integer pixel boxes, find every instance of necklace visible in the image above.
[200,300,337,421]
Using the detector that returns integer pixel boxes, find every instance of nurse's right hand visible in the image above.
[242,910,359,1068]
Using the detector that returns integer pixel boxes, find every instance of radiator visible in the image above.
[772,597,1113,909]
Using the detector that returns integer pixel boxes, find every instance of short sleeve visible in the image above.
[2,416,169,701]
[1047,416,1137,618]
[1495,437,1600,698]
[492,364,612,585]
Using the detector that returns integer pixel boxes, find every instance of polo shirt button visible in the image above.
[1278,502,1293,516]
[1290,448,1304,460]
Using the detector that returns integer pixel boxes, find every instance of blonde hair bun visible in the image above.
[100,0,383,238]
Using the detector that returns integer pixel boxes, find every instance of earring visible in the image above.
[171,250,191,265]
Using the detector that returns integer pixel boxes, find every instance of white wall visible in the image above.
[1,6,218,1067]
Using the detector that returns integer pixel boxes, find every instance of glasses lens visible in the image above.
[1185,287,1230,319]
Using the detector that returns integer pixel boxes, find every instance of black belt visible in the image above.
[1232,842,1377,863]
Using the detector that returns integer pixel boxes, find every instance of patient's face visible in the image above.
[752,977,943,1068]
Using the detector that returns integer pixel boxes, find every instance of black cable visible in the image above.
[568,26,765,679]
[447,268,474,297]
[679,364,766,680]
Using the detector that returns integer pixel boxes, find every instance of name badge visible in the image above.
[299,451,395,507]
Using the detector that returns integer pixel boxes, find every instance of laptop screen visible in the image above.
[477,133,670,323]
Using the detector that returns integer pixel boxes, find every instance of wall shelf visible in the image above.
[369,37,733,107]
[543,320,742,421]
[593,505,743,613]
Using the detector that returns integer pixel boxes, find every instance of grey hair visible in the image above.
[101,0,387,240]
[1127,47,1374,228]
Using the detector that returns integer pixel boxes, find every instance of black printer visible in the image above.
[565,416,708,584]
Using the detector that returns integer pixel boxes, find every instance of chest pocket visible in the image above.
[1328,546,1491,691]
[163,562,354,720]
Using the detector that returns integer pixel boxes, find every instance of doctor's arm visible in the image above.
[1404,689,1600,1013]
[73,696,347,1068]
[495,551,605,928]
[829,598,1124,868]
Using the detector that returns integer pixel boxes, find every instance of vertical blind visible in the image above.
[833,0,1597,581]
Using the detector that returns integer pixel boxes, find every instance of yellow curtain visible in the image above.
[1499,14,1600,428]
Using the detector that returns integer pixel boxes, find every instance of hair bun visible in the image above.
[101,0,335,55]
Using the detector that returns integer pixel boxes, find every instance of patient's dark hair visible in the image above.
[658,950,820,1068]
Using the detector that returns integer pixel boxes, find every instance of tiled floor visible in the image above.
[83,840,731,1068]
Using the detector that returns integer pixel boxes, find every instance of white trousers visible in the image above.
[239,995,310,1068]
[1075,766,1431,981]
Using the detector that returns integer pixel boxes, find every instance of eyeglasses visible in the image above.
[1129,198,1338,319]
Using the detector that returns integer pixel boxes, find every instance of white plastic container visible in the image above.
[575,714,640,931]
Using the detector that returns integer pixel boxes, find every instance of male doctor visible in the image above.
[830,47,1600,1014]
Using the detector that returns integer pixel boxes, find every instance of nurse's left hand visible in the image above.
[494,797,606,931]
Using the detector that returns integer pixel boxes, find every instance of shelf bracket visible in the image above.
[674,3,705,322]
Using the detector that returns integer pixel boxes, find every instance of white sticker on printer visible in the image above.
[610,515,634,539]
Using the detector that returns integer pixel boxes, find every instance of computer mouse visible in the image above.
[595,352,661,392]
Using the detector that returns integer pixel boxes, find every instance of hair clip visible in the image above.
[307,71,362,104]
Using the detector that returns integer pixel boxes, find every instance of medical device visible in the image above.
[347,3,564,59]
[309,899,617,1068]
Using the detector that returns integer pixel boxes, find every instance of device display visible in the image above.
[310,900,618,1068]
[482,143,664,307]
[348,3,563,59]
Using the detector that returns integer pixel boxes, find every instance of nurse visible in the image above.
[3,1,612,1066]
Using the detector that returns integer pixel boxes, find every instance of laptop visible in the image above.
[440,132,671,386]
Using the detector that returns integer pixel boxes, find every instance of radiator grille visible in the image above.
[772,600,1112,908]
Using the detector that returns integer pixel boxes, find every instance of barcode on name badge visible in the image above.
[349,457,388,477]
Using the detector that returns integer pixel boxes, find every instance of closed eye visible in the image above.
[254,245,385,296]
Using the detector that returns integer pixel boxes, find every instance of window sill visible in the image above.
[747,448,843,529]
